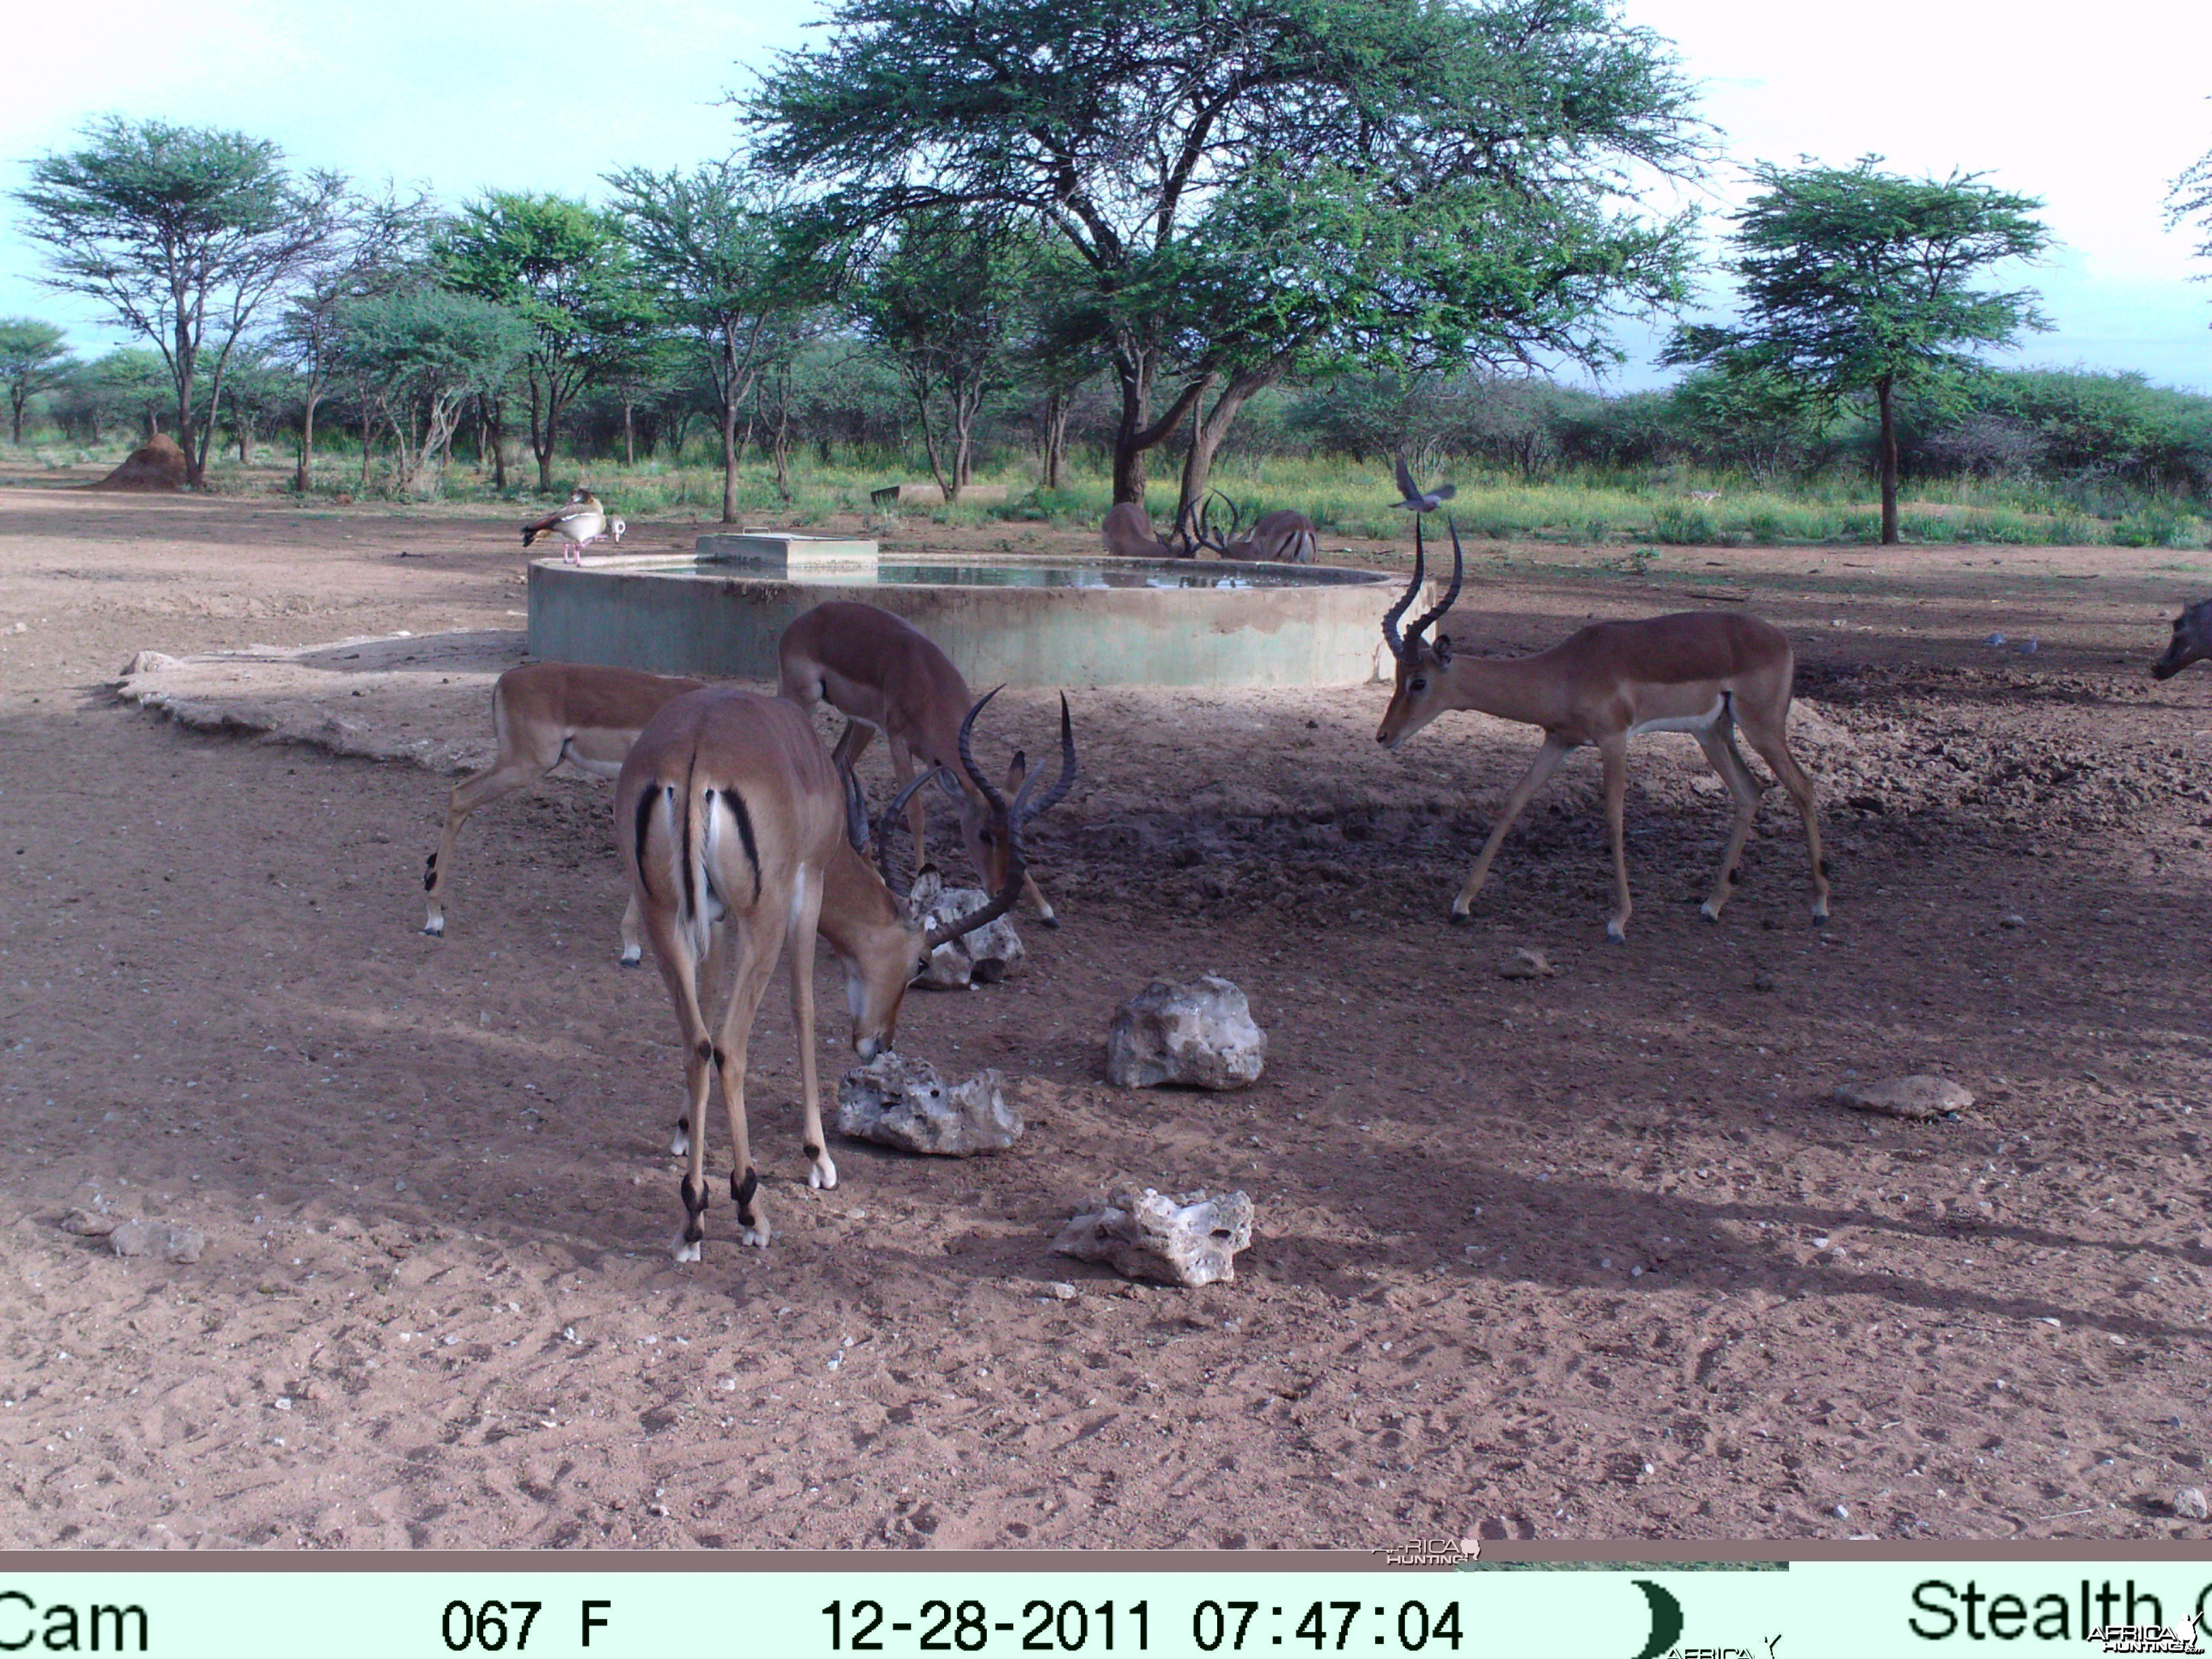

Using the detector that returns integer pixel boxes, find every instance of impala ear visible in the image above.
[1004,747,1028,795]
[1435,632,1454,665]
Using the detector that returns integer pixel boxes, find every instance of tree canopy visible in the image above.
[437,192,644,491]
[748,0,1706,507]
[1665,157,2050,543]
[0,318,76,446]
[12,116,344,484]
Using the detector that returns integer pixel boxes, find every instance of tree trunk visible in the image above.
[623,401,636,468]
[1175,367,1279,525]
[359,397,375,490]
[295,384,323,493]
[719,393,739,525]
[1040,390,1069,490]
[1877,375,1900,546]
[912,377,950,503]
[9,392,23,446]
[527,376,555,492]
[1110,339,1214,507]
[488,397,508,492]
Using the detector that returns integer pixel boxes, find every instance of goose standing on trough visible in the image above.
[522,489,622,563]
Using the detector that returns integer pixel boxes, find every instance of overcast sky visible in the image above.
[2,0,2208,392]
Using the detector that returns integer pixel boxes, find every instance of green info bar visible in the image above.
[5,1555,2212,1659]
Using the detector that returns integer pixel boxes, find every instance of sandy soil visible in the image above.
[5,475,2212,1551]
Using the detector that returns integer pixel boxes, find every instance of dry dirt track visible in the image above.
[5,478,2212,1549]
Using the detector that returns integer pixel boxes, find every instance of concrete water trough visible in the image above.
[527,534,1404,688]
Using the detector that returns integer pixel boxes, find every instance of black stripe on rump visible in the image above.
[718,787,762,903]
[632,787,660,903]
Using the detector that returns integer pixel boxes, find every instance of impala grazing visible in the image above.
[2153,598,2212,679]
[1378,517,1828,942]
[779,600,1065,926]
[1102,501,1185,559]
[619,684,1076,1255]
[423,661,705,958]
[1187,494,1319,563]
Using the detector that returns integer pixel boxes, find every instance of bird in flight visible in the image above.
[1393,455,1456,514]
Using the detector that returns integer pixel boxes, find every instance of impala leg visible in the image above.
[1694,722,1765,924]
[890,735,928,870]
[710,917,788,1249]
[1737,710,1830,926]
[830,716,876,772]
[785,872,836,1192]
[1599,735,1633,943]
[422,750,553,936]
[617,893,644,966]
[1452,735,1574,923]
[641,902,718,1262]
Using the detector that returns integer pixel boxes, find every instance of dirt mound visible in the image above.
[87,433,187,492]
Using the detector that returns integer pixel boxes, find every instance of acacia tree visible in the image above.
[336,287,529,495]
[604,162,801,520]
[1665,158,2051,544]
[0,319,75,445]
[437,192,638,491]
[853,211,1028,501]
[272,184,432,491]
[13,117,344,485]
[750,0,1704,510]
[2171,137,2212,287]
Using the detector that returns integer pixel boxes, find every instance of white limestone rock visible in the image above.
[1053,1187,1254,1288]
[836,1052,1023,1155]
[1830,1074,1973,1122]
[1105,975,1265,1090]
[109,1218,205,1263]
[909,869,1025,989]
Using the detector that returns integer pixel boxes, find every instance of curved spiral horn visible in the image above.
[1380,514,1428,662]
[1403,514,1464,649]
[870,764,945,897]
[923,688,1079,951]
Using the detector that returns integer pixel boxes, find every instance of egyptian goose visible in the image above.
[521,489,613,564]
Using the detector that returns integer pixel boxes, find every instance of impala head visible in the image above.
[836,689,1079,1059]
[2154,598,2212,680]
[1376,514,1465,749]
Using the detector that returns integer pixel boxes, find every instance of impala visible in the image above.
[619,684,1076,1255]
[1102,501,1187,558]
[422,661,705,958]
[1187,493,1318,564]
[779,600,1063,926]
[1378,517,1828,941]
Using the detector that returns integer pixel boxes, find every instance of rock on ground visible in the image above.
[1053,1188,1254,1288]
[1105,975,1266,1090]
[909,870,1025,989]
[1831,1075,1974,1122]
[108,1218,205,1263]
[1499,947,1557,980]
[836,1053,1023,1155]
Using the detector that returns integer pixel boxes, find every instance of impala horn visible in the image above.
[1380,514,1428,663]
[865,764,947,898]
[924,689,1080,950]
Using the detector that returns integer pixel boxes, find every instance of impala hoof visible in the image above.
[1812,911,1829,928]
[1447,907,1472,927]
[1605,924,1627,945]
[1698,901,1721,924]
[741,1223,771,1249]
[673,1237,701,1264]
[422,916,445,937]
[1038,913,1061,930]
[618,947,642,968]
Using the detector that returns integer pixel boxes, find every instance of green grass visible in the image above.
[12,430,2207,550]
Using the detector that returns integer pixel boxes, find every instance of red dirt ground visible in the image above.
[4,477,2211,1549]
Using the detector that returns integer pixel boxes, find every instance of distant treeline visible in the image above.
[14,345,2211,506]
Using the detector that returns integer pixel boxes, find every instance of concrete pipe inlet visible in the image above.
[527,538,1405,688]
